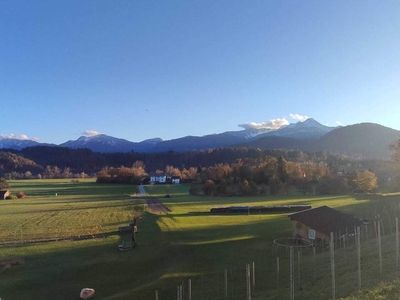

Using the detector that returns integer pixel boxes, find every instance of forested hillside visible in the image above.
[0,144,397,196]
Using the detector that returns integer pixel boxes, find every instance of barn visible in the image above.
[288,205,365,245]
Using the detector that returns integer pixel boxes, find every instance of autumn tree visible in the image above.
[353,170,378,192]
[202,180,215,196]
[132,161,147,178]
[181,167,197,180]
[0,177,9,190]
[61,167,73,178]
[165,165,181,177]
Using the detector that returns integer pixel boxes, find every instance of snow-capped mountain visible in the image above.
[59,134,163,153]
[257,118,336,139]
[0,118,338,153]
[0,138,41,150]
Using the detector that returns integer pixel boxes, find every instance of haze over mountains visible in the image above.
[0,119,398,158]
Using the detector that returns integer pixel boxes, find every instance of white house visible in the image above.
[171,176,181,184]
[149,174,167,183]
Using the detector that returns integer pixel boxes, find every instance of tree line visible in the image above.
[0,141,399,196]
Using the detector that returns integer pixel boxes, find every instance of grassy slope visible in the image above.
[1,181,400,299]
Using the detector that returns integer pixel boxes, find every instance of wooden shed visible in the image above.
[288,205,365,244]
[0,190,10,200]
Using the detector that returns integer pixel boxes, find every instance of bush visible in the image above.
[189,184,202,195]
[6,194,18,200]
[16,191,26,199]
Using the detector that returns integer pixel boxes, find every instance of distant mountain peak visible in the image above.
[141,138,163,144]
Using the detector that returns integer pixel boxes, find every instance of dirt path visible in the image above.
[145,198,171,214]
[138,185,146,195]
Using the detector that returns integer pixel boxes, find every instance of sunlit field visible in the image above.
[1,180,400,299]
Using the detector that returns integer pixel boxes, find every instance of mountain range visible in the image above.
[0,119,398,158]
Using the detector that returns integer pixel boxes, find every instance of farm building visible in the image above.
[149,174,167,183]
[0,190,10,200]
[149,174,180,184]
[288,205,365,245]
[170,176,180,184]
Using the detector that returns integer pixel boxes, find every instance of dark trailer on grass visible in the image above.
[210,205,311,214]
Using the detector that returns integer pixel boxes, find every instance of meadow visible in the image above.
[1,179,400,299]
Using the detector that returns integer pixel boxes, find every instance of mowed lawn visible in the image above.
[1,180,399,299]
[0,179,142,241]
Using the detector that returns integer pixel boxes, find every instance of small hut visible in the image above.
[288,205,365,244]
[0,190,10,200]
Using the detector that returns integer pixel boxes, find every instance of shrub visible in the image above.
[16,191,26,199]
[6,194,18,200]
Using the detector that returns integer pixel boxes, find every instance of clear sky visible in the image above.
[1,1,399,144]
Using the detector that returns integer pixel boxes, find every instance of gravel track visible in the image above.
[145,198,171,213]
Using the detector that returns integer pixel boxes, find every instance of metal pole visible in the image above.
[330,232,335,300]
[188,279,192,300]
[396,218,399,268]
[298,249,301,290]
[224,269,228,300]
[246,264,251,300]
[217,270,220,300]
[276,256,280,289]
[313,246,316,280]
[252,261,255,289]
[290,247,294,300]
[378,221,382,275]
[201,273,204,300]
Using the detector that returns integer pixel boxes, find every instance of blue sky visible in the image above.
[1,1,399,144]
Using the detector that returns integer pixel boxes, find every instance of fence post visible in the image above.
[297,249,301,290]
[201,273,204,300]
[289,247,294,300]
[224,269,228,300]
[246,264,251,300]
[330,232,335,300]
[231,268,234,298]
[313,246,316,280]
[396,218,399,268]
[378,221,382,275]
[276,257,280,289]
[252,261,255,289]
[357,226,361,290]
[217,269,220,300]
[188,279,191,300]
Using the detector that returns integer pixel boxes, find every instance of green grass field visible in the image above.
[1,180,400,299]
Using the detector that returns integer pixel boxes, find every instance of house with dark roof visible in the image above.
[0,190,10,200]
[288,205,365,244]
